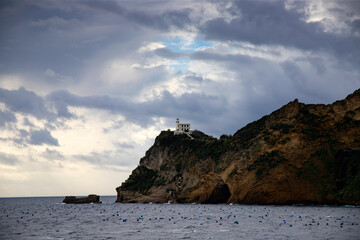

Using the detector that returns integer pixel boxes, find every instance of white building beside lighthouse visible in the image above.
[174,118,191,135]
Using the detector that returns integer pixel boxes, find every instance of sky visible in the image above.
[0,0,359,197]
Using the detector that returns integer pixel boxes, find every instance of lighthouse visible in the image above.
[175,118,190,134]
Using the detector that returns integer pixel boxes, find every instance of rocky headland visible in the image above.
[116,89,360,205]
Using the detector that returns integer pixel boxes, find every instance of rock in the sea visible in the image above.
[63,194,101,204]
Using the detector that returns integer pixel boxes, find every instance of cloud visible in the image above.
[350,19,360,33]
[46,88,227,128]
[0,87,56,120]
[73,150,133,167]
[19,129,29,138]
[23,118,34,127]
[46,89,130,119]
[138,42,165,52]
[143,90,227,120]
[154,48,185,59]
[199,1,360,64]
[280,61,306,88]
[41,148,64,161]
[184,72,206,83]
[191,51,254,65]
[115,142,134,150]
[153,45,258,65]
[0,152,20,166]
[29,129,59,146]
[200,1,326,48]
[83,1,192,30]
[43,68,73,82]
[43,68,56,77]
[31,16,82,29]
[74,152,104,165]
[0,109,17,127]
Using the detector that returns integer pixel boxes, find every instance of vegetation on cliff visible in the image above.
[117,89,360,205]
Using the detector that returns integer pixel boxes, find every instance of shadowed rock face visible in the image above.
[203,182,231,204]
[116,89,360,205]
[333,150,360,203]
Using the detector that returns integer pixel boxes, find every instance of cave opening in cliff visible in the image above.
[204,183,231,204]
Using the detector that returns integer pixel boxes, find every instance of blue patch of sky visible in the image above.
[161,38,213,74]
[162,38,213,53]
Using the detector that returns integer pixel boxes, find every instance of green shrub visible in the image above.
[121,166,158,193]
[220,134,232,140]
[195,139,230,164]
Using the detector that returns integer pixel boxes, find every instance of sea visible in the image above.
[0,196,359,239]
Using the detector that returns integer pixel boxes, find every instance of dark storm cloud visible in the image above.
[0,0,145,82]
[0,85,226,130]
[191,51,253,64]
[331,0,360,18]
[200,1,327,49]
[83,0,192,30]
[304,56,326,75]
[350,19,360,33]
[200,1,360,63]
[280,61,305,88]
[46,89,132,119]
[142,90,227,121]
[29,129,59,146]
[0,87,56,120]
[0,109,17,127]
[46,88,227,127]
[154,48,185,59]
[0,152,20,166]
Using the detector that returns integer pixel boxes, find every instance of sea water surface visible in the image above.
[0,196,359,239]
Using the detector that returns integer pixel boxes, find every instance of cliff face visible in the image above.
[116,89,360,205]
